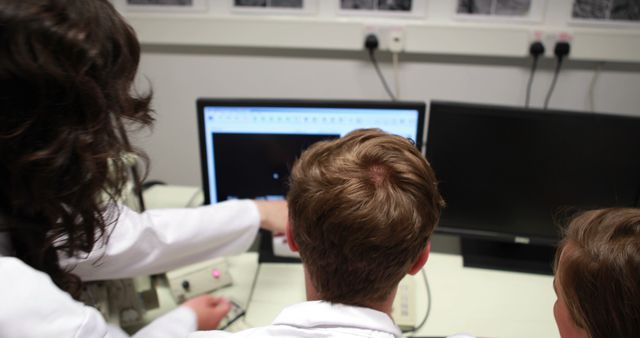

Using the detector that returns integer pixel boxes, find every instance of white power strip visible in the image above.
[392,275,417,331]
[166,257,232,303]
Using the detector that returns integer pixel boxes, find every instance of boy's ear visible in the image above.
[408,241,431,275]
[285,222,299,252]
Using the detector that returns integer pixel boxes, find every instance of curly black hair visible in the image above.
[0,0,153,298]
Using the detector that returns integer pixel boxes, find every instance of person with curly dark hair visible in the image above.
[0,0,287,337]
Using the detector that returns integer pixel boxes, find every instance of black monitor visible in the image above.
[426,101,640,274]
[197,99,426,262]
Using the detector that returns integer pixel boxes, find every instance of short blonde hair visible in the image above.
[288,128,444,306]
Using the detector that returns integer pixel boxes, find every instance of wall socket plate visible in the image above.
[364,25,406,52]
[530,30,573,58]
[388,29,405,53]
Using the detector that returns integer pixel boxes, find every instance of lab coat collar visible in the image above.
[272,300,403,338]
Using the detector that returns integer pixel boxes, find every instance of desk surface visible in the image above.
[192,252,559,338]
[142,187,559,337]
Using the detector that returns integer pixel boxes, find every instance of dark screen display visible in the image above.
[212,133,338,200]
[427,102,640,243]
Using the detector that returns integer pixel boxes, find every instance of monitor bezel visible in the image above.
[427,100,640,247]
[197,98,427,205]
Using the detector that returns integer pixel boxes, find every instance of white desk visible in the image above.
[409,253,558,338]
[141,187,559,337]
[154,252,557,338]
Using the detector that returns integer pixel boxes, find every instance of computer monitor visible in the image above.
[426,101,640,274]
[197,99,426,262]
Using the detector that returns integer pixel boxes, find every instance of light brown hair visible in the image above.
[554,208,640,338]
[288,128,444,306]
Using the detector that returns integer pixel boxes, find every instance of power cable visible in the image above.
[393,52,401,99]
[365,34,397,101]
[544,41,570,110]
[414,269,432,332]
[403,269,432,336]
[525,41,545,108]
[588,62,604,112]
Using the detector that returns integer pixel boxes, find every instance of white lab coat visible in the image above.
[190,301,404,338]
[0,199,260,338]
[188,301,476,338]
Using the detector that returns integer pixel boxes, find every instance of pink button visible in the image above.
[211,269,221,279]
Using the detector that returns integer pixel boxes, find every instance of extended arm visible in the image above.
[60,199,260,281]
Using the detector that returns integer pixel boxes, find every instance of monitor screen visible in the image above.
[197,99,426,206]
[427,101,640,245]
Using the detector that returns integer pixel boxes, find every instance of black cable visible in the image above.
[218,300,247,331]
[365,34,396,101]
[543,58,563,110]
[525,58,539,108]
[368,50,397,101]
[544,41,570,110]
[415,269,432,332]
[185,188,203,208]
[244,261,262,316]
[141,180,166,191]
[525,41,544,108]
[129,163,147,212]
[219,260,263,331]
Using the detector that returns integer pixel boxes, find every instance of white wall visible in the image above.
[134,49,640,186]
[125,0,640,186]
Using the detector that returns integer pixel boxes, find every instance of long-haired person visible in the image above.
[0,1,286,337]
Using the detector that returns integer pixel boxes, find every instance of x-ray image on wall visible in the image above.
[235,0,304,8]
[457,0,531,16]
[128,0,193,5]
[341,0,413,11]
[573,0,640,21]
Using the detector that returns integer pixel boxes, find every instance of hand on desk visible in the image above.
[255,200,288,235]
[182,295,231,330]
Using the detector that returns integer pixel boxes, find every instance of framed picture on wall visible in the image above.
[570,0,640,27]
[231,0,318,15]
[114,0,208,12]
[336,0,427,18]
[454,0,546,23]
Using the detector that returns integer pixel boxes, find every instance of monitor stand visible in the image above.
[460,238,557,275]
[257,229,301,264]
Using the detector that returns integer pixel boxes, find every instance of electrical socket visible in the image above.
[388,29,405,53]
[364,26,405,52]
[531,30,573,57]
